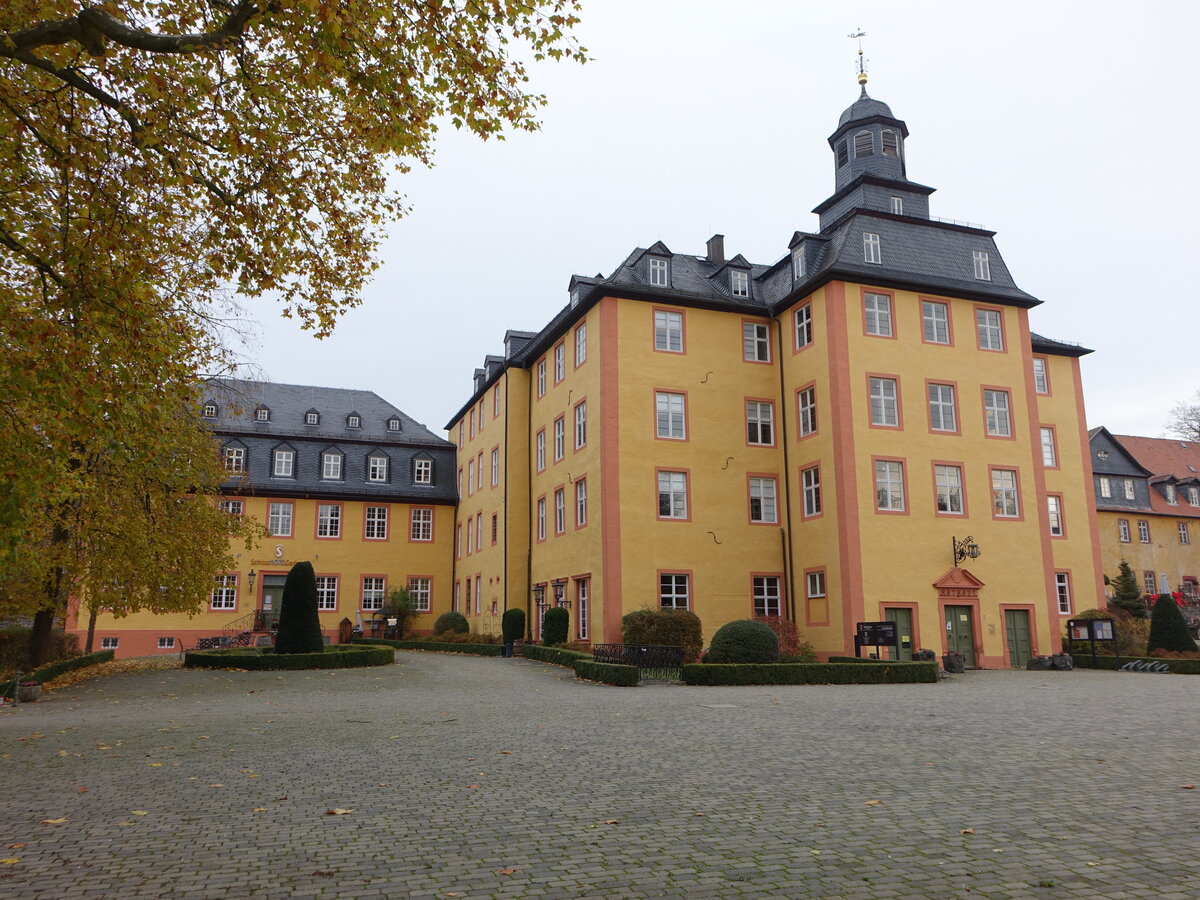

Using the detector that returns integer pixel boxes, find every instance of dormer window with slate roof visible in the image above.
[414,455,433,485]
[881,129,900,157]
[255,405,270,422]
[731,270,749,298]
[889,196,903,215]
[321,449,343,480]
[853,131,874,158]
[387,417,401,432]
[1165,484,1178,505]
[271,445,296,478]
[863,232,881,264]
[367,452,389,483]
[973,251,991,281]
[791,245,806,281]
[202,401,218,418]
[649,257,669,287]
[346,412,361,429]
[222,442,246,473]
[1189,486,1199,505]
[305,409,320,426]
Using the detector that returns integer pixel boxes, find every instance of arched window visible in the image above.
[881,129,900,157]
[853,131,874,158]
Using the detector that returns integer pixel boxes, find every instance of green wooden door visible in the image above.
[260,575,286,630]
[1004,609,1033,668]
[943,605,976,667]
[884,608,914,661]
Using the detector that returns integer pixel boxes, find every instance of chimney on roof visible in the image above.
[706,234,725,265]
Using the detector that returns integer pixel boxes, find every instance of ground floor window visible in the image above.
[1055,572,1072,614]
[362,577,385,610]
[753,576,782,617]
[409,578,431,612]
[576,578,589,640]
[659,573,690,609]
[315,576,338,611]
[157,637,175,649]
[211,574,237,610]
[101,637,119,649]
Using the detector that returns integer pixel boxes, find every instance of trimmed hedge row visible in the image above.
[573,660,639,686]
[382,640,504,657]
[184,645,393,670]
[1072,654,1200,674]
[2,649,115,696]
[682,661,939,685]
[519,644,593,668]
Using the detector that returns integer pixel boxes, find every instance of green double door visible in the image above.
[943,606,976,667]
[1004,609,1033,668]
[884,608,914,661]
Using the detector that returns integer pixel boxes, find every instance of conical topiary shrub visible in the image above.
[1147,594,1199,654]
[275,561,324,654]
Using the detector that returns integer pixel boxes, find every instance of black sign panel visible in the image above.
[856,621,898,647]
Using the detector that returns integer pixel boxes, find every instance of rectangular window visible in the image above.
[802,466,822,517]
[984,390,1012,437]
[256,407,270,422]
[157,637,175,649]
[864,292,892,336]
[921,300,949,344]
[753,576,782,617]
[863,232,882,264]
[576,578,589,640]
[553,417,565,461]
[749,477,778,524]
[465,517,473,554]
[211,575,237,610]
[554,488,566,535]
[655,391,686,440]
[1190,487,1200,506]
[928,383,957,432]
[575,323,587,365]
[1180,522,1191,544]
[493,385,500,417]
[1098,476,1111,498]
[315,576,338,611]
[537,497,546,541]
[991,469,1020,518]
[875,460,905,511]
[322,452,342,480]
[410,508,433,541]
[365,506,388,540]
[660,574,690,610]
[317,504,341,538]
[575,479,588,526]
[414,458,432,484]
[731,270,750,298]
[100,637,119,650]
[1047,496,1064,537]
[362,577,385,611]
[554,343,566,382]
[476,453,483,491]
[273,450,294,478]
[794,304,813,349]
[476,512,482,551]
[268,502,293,537]
[890,196,903,214]
[869,377,899,427]
[797,387,817,437]
[972,250,991,281]
[1165,484,1178,505]
[219,499,243,516]
[649,257,669,286]
[1040,428,1057,467]
[805,574,827,607]
[1124,479,1136,500]
[1117,519,1130,542]
[574,402,587,449]
[743,322,770,362]
[491,448,499,487]
[368,455,388,482]
[1032,358,1049,394]
[654,310,683,352]
[467,459,475,495]
[658,471,688,519]
[536,360,546,397]
[223,447,245,472]
[746,401,774,445]
[456,524,462,559]
[1055,573,1071,614]
[536,430,546,472]
[1138,520,1150,543]
[792,247,806,280]
[976,308,1004,351]
[408,578,431,612]
[491,513,498,544]
[1143,571,1157,595]
[935,465,964,514]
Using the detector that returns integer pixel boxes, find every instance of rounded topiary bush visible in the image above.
[706,619,779,664]
[542,607,569,646]
[433,611,469,636]
[502,607,526,644]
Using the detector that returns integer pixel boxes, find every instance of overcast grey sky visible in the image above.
[231,0,1199,439]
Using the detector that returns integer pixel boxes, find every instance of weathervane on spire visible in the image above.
[848,29,869,95]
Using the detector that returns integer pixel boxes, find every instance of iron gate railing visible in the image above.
[591,643,684,680]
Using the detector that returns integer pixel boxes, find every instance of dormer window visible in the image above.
[255,406,270,422]
[272,448,295,478]
[414,458,433,484]
[649,257,669,287]
[863,232,881,264]
[346,413,361,429]
[570,288,580,308]
[321,451,343,480]
[973,251,991,281]
[889,196,903,215]
[1189,486,1199,505]
[367,454,388,483]
[881,129,900,157]
[791,246,806,280]
[202,402,218,418]
[1166,484,1178,505]
[387,417,401,432]
[853,131,874,158]
[730,270,749,298]
[836,139,849,167]
[305,410,319,426]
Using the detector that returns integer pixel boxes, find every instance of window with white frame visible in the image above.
[575,479,588,526]
[976,309,1004,350]
[218,499,243,516]
[491,449,499,487]
[746,401,774,445]
[455,524,462,558]
[536,431,546,471]
[1055,573,1072,614]
[273,449,294,478]
[1040,428,1057,466]
[493,385,500,417]
[157,637,175,649]
[1165,484,1178,505]
[1124,479,1136,500]
[322,451,342,480]
[475,512,482,551]
[1190,487,1200,506]
[1143,571,1157,595]
[101,637,119,649]
[553,417,565,460]
[749,477,778,524]
[984,390,1011,437]
[972,250,991,281]
[536,360,546,397]
[203,403,218,418]
[743,322,770,362]
[658,471,688,519]
[853,130,873,157]
[474,575,482,614]
[731,270,750,298]
[576,578,589,640]
[315,576,337,611]
[935,465,964,514]
[928,383,956,432]
[890,196,903,214]
[864,292,892,335]
[1180,522,1191,544]
[1032,358,1048,394]
[256,406,270,422]
[414,458,432,484]
[303,410,318,425]
[211,575,237,609]
[1098,476,1111,498]
[649,257,669,286]
[863,232,882,264]
[466,517,473,553]
[368,455,388,482]
[410,508,432,541]
[654,310,683,352]
[574,402,587,449]
[1138,520,1150,542]
[362,577,385,610]
[655,391,686,440]
[317,504,341,538]
[365,506,388,539]
[388,417,401,432]
[268,502,293,537]
[476,453,483,491]
[408,577,431,612]
[1117,519,1130,542]
[660,573,690,610]
[537,497,546,540]
[806,570,826,599]
[223,446,245,472]
[1047,496,1064,537]
[991,469,1020,518]
[753,576,782,617]
[467,459,475,495]
[794,303,813,349]
[875,460,905,511]
[554,488,565,534]
[922,301,949,344]
[792,247,806,280]
[802,466,821,517]
[575,322,587,365]
[798,387,816,436]
[554,343,565,382]
[869,377,899,427]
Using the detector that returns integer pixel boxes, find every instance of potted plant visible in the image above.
[17,681,41,702]
[941,651,966,673]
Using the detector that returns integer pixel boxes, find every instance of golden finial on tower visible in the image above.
[848,29,869,94]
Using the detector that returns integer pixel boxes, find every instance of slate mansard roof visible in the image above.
[205,379,457,504]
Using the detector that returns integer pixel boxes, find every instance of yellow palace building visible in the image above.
[446,80,1104,666]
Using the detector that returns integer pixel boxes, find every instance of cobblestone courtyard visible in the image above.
[2,652,1198,899]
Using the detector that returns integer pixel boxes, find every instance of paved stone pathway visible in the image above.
[1,652,1198,899]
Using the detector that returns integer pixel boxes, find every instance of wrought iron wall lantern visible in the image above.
[951,536,981,567]
[552,579,569,608]
[247,569,257,590]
